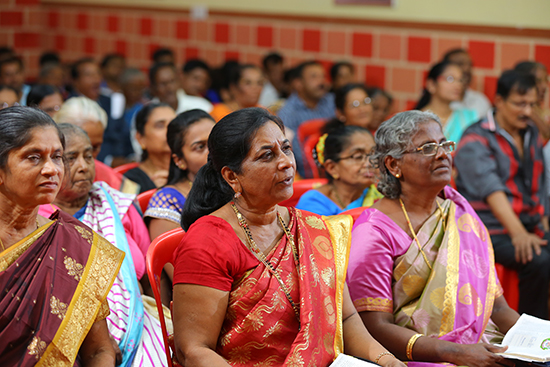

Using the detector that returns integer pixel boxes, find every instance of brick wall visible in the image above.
[1,0,550,112]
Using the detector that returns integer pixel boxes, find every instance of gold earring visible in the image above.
[333,174,340,180]
[234,192,241,199]
[395,173,401,178]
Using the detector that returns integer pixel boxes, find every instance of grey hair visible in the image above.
[55,96,108,129]
[371,110,441,199]
[120,67,146,86]
[57,122,90,144]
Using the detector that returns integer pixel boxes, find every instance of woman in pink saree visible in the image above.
[347,111,520,367]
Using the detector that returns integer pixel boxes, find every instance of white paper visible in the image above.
[330,354,379,367]
[497,314,550,362]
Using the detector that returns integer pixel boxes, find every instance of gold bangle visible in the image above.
[374,351,394,364]
[406,333,423,361]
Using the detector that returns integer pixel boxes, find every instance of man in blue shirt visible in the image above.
[278,61,335,177]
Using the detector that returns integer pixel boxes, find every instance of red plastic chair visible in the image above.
[302,132,323,178]
[279,178,328,207]
[297,118,327,147]
[495,263,519,311]
[113,162,139,175]
[146,228,185,367]
[339,207,368,222]
[137,188,156,213]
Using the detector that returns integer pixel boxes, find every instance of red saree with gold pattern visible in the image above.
[215,209,352,367]
[0,211,124,367]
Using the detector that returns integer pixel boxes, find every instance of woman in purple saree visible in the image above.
[347,111,519,367]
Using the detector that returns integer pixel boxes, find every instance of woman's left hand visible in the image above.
[380,356,407,367]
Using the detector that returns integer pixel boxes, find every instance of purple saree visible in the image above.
[347,187,503,366]
[0,211,124,366]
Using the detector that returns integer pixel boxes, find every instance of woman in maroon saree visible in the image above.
[0,107,123,366]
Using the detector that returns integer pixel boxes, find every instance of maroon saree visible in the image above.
[0,211,124,366]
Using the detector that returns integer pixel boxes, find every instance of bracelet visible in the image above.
[406,333,423,361]
[374,351,394,364]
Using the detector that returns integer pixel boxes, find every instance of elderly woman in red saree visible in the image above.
[0,107,123,366]
[171,107,405,367]
[346,110,520,367]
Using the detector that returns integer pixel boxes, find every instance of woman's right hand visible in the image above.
[449,343,514,367]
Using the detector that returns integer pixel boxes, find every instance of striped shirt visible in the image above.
[455,111,548,235]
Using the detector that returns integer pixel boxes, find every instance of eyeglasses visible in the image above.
[406,141,456,156]
[507,100,538,110]
[348,97,372,109]
[337,152,370,164]
[438,75,466,84]
[41,105,61,114]
[1,102,19,109]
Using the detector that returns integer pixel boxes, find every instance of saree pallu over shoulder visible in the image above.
[0,211,124,367]
[217,209,351,366]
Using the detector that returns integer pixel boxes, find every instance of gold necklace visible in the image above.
[0,218,40,252]
[331,184,346,208]
[230,202,301,328]
[398,199,444,271]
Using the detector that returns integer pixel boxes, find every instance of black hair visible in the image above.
[0,46,14,60]
[166,109,214,186]
[0,106,65,169]
[228,64,259,88]
[100,53,125,69]
[262,52,283,70]
[442,48,468,62]
[367,87,394,105]
[135,102,171,161]
[414,61,457,110]
[295,60,322,79]
[0,56,23,72]
[514,61,547,75]
[149,62,176,86]
[313,125,371,182]
[39,52,60,67]
[151,47,174,63]
[323,83,370,133]
[182,59,209,74]
[496,69,537,100]
[181,107,284,230]
[26,84,60,107]
[330,61,354,82]
[208,61,240,96]
[71,57,95,80]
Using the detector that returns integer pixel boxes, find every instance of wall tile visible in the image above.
[121,15,136,35]
[379,34,401,60]
[244,52,262,65]
[54,34,65,51]
[225,50,240,61]
[175,20,189,40]
[14,32,39,48]
[84,36,95,55]
[115,40,127,55]
[500,42,530,69]
[365,64,386,88]
[158,19,173,39]
[76,13,88,31]
[484,75,498,103]
[48,11,58,29]
[193,21,209,43]
[407,36,431,63]
[90,14,103,32]
[16,0,39,4]
[215,22,230,44]
[436,37,463,59]
[27,9,42,28]
[352,32,373,58]
[185,47,199,60]
[279,27,298,50]
[391,67,418,93]
[257,26,273,48]
[140,17,153,36]
[235,24,250,46]
[107,15,119,33]
[468,40,495,69]
[1,11,23,26]
[302,29,321,53]
[327,31,346,55]
[535,45,550,71]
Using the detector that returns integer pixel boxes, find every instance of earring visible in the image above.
[333,174,340,180]
[234,192,241,199]
[395,173,401,178]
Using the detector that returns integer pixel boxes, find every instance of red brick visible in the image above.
[175,20,189,40]
[484,76,498,103]
[107,15,119,33]
[215,22,229,44]
[352,32,373,58]
[185,47,199,60]
[468,40,495,69]
[535,45,550,71]
[76,13,88,31]
[140,17,153,36]
[302,29,321,52]
[407,36,431,63]
[115,40,127,55]
[225,51,240,61]
[48,11,59,29]
[84,37,95,55]
[365,65,386,89]
[0,11,23,26]
[14,32,39,48]
[256,26,273,48]
[55,34,65,51]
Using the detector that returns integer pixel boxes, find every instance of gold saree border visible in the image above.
[323,214,352,358]
[0,221,55,272]
[440,203,459,337]
[37,233,124,367]
[479,231,498,342]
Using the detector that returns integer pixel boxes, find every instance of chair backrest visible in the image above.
[137,188,156,214]
[297,118,327,147]
[340,207,368,222]
[146,228,185,367]
[302,132,322,178]
[113,162,139,175]
[279,178,328,207]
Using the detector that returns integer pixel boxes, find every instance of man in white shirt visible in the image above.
[444,48,492,118]
[259,52,286,108]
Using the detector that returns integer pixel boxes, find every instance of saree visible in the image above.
[348,186,502,366]
[0,211,124,367]
[215,209,352,366]
[144,187,186,225]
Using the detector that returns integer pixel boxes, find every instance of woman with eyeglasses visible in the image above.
[415,61,478,143]
[296,125,382,216]
[324,83,376,134]
[347,111,519,367]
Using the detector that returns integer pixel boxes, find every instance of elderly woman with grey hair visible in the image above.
[346,110,520,367]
